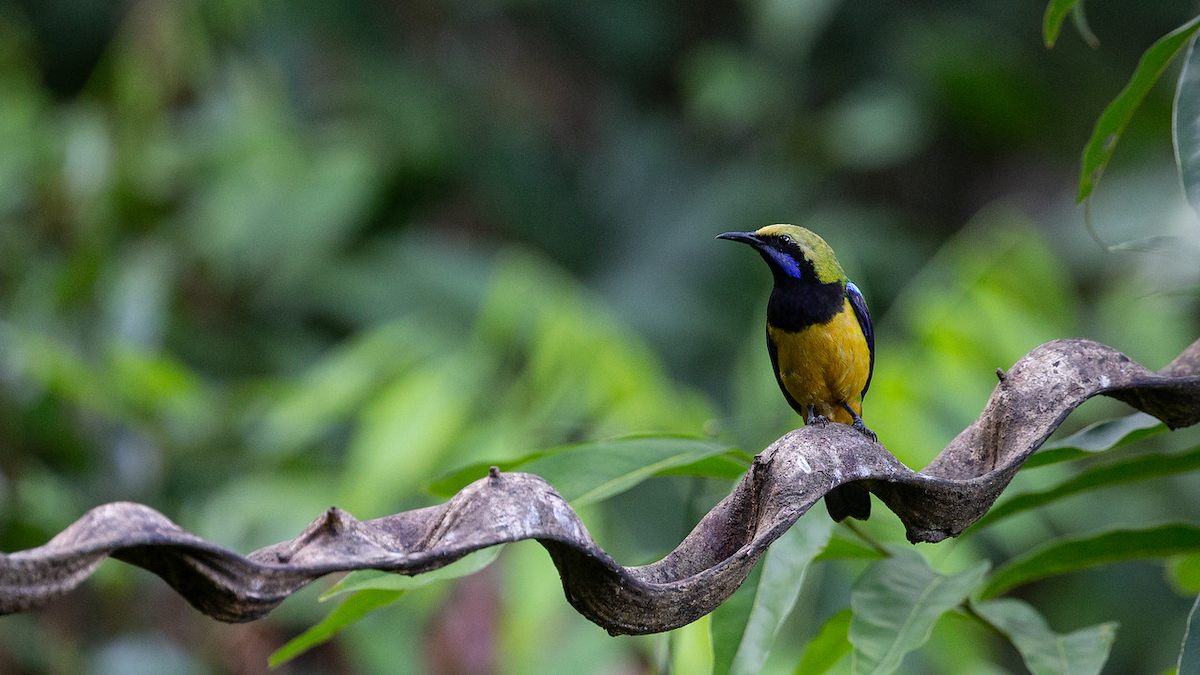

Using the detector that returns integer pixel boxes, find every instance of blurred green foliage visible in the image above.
[1,0,1199,674]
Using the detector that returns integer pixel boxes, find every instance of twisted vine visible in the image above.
[2,338,1199,635]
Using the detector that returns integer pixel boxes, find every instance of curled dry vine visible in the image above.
[2,338,1199,635]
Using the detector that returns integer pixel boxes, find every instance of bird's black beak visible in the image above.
[716,231,762,247]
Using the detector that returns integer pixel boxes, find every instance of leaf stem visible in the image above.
[844,521,891,558]
[960,601,1007,640]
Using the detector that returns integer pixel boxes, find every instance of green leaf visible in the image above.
[1175,33,1200,219]
[983,524,1200,598]
[849,550,989,675]
[269,589,404,668]
[321,545,503,600]
[518,436,735,506]
[1179,594,1200,675]
[1107,235,1193,253]
[270,546,503,667]
[340,359,483,515]
[815,536,889,562]
[1043,412,1165,451]
[712,561,764,675]
[974,444,1200,530]
[1043,0,1082,48]
[728,516,834,675]
[1025,412,1166,468]
[427,435,740,501]
[972,598,1117,675]
[1070,3,1100,49]
[1168,553,1200,594]
[250,321,434,458]
[657,451,754,480]
[1041,0,1098,49]
[672,614,715,675]
[426,451,550,497]
[1078,15,1200,203]
[794,609,853,675]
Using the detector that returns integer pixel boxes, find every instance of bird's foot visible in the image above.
[839,401,877,442]
[807,414,830,427]
[851,418,878,443]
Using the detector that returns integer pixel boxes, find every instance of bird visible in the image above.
[717,224,876,521]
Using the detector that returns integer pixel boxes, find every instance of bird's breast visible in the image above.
[768,300,871,421]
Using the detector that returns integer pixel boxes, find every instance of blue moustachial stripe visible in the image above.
[769,248,803,279]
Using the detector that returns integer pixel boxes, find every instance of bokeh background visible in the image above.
[2,0,1199,673]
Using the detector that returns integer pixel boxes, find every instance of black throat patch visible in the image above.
[766,280,845,332]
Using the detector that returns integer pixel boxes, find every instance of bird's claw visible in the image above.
[807,414,830,427]
[852,418,878,443]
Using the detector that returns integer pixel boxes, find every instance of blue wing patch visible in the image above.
[846,281,875,398]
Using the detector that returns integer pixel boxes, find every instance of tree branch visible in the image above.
[2,338,1198,635]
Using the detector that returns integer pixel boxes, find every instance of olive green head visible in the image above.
[716,224,847,285]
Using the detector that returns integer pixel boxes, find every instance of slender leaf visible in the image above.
[849,550,989,675]
[1026,412,1165,468]
[1043,0,1082,48]
[728,516,834,675]
[427,451,551,497]
[270,545,504,667]
[712,561,764,675]
[1176,33,1200,218]
[1077,15,1200,203]
[658,451,754,480]
[427,435,737,503]
[1169,553,1200,594]
[269,589,404,668]
[975,445,1200,530]
[1180,594,1200,675]
[519,436,735,506]
[1042,412,1164,451]
[1108,235,1193,253]
[983,524,1200,598]
[672,614,715,675]
[794,609,853,675]
[251,321,434,458]
[321,545,503,600]
[816,536,889,562]
[972,598,1117,675]
[1070,3,1100,49]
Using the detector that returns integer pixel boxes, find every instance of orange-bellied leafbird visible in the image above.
[718,224,876,521]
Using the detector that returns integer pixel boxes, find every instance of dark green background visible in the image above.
[1,0,1198,673]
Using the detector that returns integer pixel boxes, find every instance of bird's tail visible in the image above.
[805,401,871,520]
[824,483,871,521]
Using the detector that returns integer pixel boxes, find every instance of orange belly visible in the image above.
[768,299,871,424]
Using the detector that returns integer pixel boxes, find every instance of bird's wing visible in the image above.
[846,281,875,398]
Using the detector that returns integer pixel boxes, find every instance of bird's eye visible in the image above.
[779,235,792,246]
